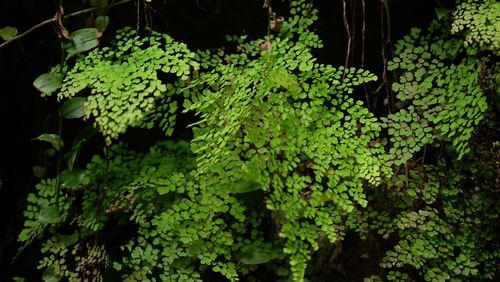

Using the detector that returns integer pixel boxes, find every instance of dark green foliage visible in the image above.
[366,141,500,280]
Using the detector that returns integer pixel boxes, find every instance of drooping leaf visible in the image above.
[33,73,63,94]
[39,205,62,224]
[62,28,99,55]
[0,26,17,41]
[59,168,86,188]
[42,266,62,282]
[59,97,87,119]
[33,134,64,151]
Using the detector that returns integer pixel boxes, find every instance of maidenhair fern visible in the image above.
[385,19,489,164]
[366,1,500,280]
[181,1,389,280]
[368,151,500,281]
[53,26,199,145]
[451,0,500,54]
[22,0,500,281]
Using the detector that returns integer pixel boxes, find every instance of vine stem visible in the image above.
[0,0,134,48]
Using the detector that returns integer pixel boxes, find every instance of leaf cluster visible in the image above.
[55,26,199,145]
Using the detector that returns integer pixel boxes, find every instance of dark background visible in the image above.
[0,0,448,280]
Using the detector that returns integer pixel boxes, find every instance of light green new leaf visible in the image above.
[0,26,17,41]
[60,97,87,119]
[33,73,63,94]
[33,134,64,151]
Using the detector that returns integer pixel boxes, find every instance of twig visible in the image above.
[361,0,366,69]
[0,0,134,49]
[341,0,352,83]
[136,0,141,36]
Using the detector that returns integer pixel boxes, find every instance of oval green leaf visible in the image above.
[33,134,64,151]
[39,205,62,224]
[60,97,87,119]
[0,26,17,41]
[62,28,99,55]
[59,168,86,188]
[33,73,63,94]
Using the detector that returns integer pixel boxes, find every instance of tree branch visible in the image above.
[0,0,134,49]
